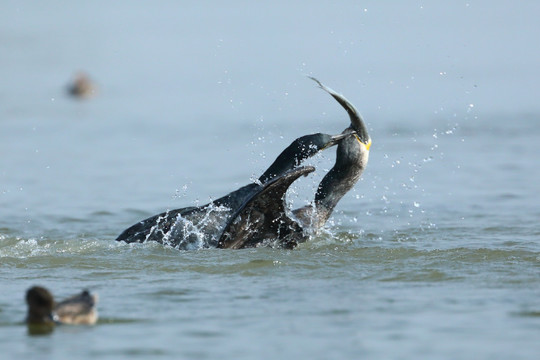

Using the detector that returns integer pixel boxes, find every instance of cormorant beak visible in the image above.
[309,76,371,150]
[329,132,353,145]
[331,131,371,151]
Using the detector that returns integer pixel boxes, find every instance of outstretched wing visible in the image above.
[116,183,261,246]
[218,166,315,249]
[115,207,196,244]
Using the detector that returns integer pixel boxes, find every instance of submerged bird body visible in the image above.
[116,78,371,249]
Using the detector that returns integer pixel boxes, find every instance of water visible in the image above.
[1,1,540,359]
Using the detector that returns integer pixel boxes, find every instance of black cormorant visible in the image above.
[116,78,371,249]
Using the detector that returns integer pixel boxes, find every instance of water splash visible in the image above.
[173,184,190,200]
[157,203,232,250]
[0,235,122,259]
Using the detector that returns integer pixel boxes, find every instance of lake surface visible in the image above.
[1,1,539,359]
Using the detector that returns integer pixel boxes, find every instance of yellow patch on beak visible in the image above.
[365,138,372,151]
[354,134,372,151]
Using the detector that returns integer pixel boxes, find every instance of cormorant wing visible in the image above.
[115,207,197,244]
[116,183,261,245]
[218,166,315,249]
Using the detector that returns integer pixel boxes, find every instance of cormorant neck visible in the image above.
[313,135,368,225]
[314,166,362,223]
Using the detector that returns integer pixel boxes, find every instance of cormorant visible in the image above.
[116,78,371,249]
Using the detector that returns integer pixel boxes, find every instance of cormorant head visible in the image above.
[310,132,356,151]
[309,77,371,223]
[348,110,371,153]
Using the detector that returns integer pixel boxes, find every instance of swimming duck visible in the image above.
[26,286,98,334]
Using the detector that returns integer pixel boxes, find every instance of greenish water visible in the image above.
[1,1,540,359]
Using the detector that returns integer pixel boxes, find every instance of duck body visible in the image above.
[54,290,98,325]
